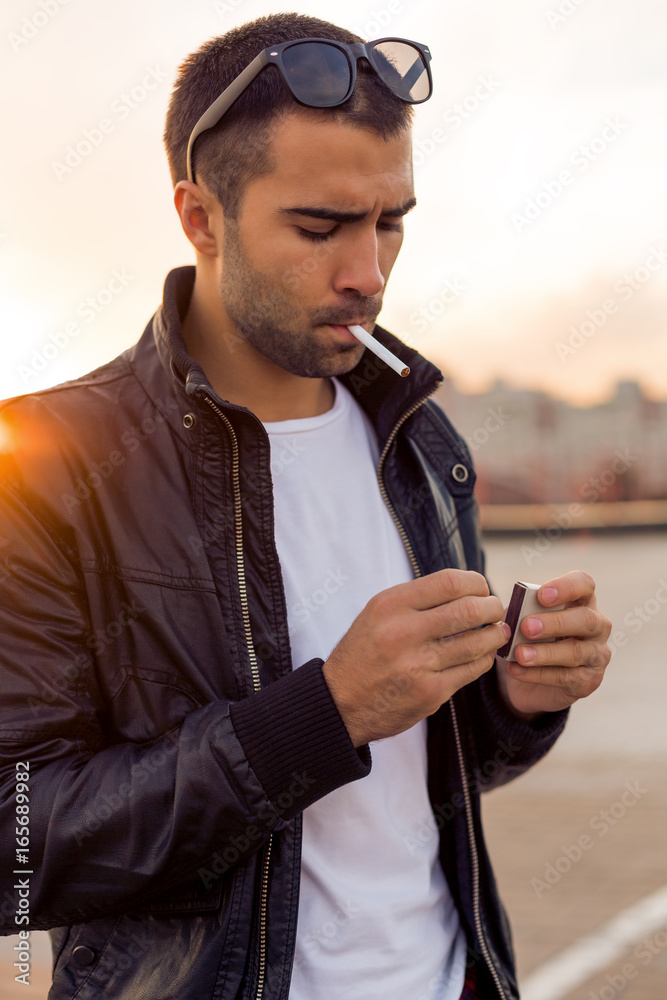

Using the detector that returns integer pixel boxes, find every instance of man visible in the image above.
[0,13,611,1000]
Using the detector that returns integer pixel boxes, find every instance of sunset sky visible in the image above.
[1,0,665,405]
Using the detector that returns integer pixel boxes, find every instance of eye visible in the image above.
[297,227,337,243]
[378,220,403,234]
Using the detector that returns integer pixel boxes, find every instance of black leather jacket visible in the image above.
[0,267,567,999]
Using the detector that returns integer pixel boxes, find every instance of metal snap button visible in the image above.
[183,413,196,429]
[72,945,96,967]
[451,463,469,484]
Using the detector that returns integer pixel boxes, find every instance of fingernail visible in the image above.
[511,663,527,676]
[521,645,537,663]
[523,616,542,637]
[500,622,512,640]
[540,587,558,605]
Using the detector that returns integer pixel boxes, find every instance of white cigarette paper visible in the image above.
[347,325,410,377]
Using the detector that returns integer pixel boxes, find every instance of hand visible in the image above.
[322,568,510,747]
[496,570,612,719]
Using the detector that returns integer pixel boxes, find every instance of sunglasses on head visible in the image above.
[186,36,433,182]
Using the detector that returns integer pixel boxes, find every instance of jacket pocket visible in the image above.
[128,865,226,915]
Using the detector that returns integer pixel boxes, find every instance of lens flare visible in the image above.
[0,418,14,455]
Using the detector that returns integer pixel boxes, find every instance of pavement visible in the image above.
[483,754,667,999]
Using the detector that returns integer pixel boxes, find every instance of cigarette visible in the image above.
[347,325,410,377]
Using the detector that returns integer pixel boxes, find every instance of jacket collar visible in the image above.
[151,265,443,448]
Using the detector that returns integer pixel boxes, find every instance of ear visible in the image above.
[173,180,220,257]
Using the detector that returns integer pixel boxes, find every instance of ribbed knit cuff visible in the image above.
[229,658,371,821]
[482,663,569,747]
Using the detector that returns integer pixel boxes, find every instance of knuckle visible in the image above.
[557,667,575,690]
[365,591,384,619]
[464,627,491,661]
[459,630,480,662]
[457,596,480,629]
[420,643,441,671]
[582,667,604,693]
[381,617,409,648]
[590,645,611,670]
[570,638,587,664]
[581,606,600,634]
[438,568,463,601]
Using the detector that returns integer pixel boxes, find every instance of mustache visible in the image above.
[312,301,382,327]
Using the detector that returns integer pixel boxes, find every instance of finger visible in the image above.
[506,661,606,699]
[435,651,498,696]
[537,570,596,608]
[423,594,505,641]
[404,568,490,611]
[520,605,604,641]
[513,636,610,670]
[432,620,509,668]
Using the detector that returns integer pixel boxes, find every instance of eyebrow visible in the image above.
[279,196,418,224]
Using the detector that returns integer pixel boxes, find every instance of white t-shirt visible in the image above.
[263,377,467,1000]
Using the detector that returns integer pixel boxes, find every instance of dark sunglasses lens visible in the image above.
[282,42,351,106]
[372,41,430,102]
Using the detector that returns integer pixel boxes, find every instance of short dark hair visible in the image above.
[164,13,413,219]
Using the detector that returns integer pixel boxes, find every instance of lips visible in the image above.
[325,319,368,329]
[326,323,362,343]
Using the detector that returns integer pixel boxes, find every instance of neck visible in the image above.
[181,268,334,422]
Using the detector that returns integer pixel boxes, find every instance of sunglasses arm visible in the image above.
[186,50,269,182]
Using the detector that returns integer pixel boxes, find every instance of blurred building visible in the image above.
[436,379,667,505]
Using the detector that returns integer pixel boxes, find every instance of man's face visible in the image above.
[213,112,415,379]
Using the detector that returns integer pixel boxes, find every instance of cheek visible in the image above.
[281,241,338,290]
[379,235,404,277]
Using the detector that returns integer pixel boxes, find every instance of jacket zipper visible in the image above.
[376,384,507,1000]
[202,394,272,1000]
[375,384,441,577]
[449,701,507,1000]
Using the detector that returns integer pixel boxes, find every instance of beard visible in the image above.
[218,221,381,378]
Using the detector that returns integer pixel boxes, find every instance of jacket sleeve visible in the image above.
[453,659,569,795]
[0,477,370,934]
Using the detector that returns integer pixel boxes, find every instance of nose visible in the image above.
[332,230,385,300]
